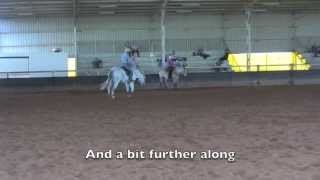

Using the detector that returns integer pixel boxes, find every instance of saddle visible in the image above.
[121,67,133,81]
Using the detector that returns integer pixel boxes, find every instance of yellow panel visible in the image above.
[68,58,77,77]
[228,52,310,72]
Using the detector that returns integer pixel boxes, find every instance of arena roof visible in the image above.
[0,0,320,17]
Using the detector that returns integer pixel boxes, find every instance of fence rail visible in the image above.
[0,70,76,79]
[0,63,319,79]
[1,67,320,91]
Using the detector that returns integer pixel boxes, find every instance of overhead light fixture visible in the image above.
[51,48,62,53]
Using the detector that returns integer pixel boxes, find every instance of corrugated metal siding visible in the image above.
[0,16,74,55]
[296,13,320,49]
[1,13,320,74]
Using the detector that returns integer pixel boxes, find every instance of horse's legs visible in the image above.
[111,80,119,99]
[173,82,178,89]
[129,82,135,94]
[159,72,169,89]
[163,77,169,89]
[125,82,131,97]
[172,75,179,89]
[100,79,108,91]
[160,76,165,88]
[125,82,134,97]
[159,75,163,88]
[107,78,113,95]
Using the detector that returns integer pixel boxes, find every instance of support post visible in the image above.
[161,0,168,66]
[73,0,78,59]
[291,12,298,51]
[246,8,252,72]
[221,14,227,49]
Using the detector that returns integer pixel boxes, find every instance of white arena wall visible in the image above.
[0,13,320,74]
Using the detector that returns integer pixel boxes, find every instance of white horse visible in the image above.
[100,67,145,99]
[159,62,187,89]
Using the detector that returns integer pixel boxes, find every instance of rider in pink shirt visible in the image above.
[165,51,177,79]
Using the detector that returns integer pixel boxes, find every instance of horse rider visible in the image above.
[217,48,230,65]
[165,51,177,79]
[130,45,140,68]
[120,47,135,81]
[131,45,140,58]
[312,44,320,57]
[215,48,230,72]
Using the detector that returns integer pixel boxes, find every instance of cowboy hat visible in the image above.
[124,47,131,52]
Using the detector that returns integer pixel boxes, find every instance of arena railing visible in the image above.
[0,70,77,79]
[0,63,319,79]
[186,63,314,73]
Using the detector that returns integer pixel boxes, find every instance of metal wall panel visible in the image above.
[295,13,320,49]
[0,16,74,55]
[1,13,320,73]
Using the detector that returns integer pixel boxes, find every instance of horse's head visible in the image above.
[132,69,146,86]
[175,65,184,74]
[175,61,188,76]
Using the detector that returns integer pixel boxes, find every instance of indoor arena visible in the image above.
[0,0,320,180]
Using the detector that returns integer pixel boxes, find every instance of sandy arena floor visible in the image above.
[0,86,320,180]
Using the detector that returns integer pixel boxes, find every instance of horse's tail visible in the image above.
[107,70,113,82]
